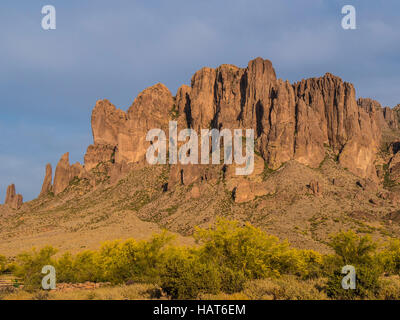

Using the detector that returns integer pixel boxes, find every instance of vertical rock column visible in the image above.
[4,184,23,209]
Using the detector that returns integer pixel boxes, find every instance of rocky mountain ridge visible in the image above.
[2,58,400,228]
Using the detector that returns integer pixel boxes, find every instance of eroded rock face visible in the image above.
[86,84,173,168]
[358,98,400,130]
[91,99,127,146]
[85,57,383,187]
[294,75,380,180]
[5,184,23,209]
[53,153,71,195]
[39,164,52,196]
[175,59,380,181]
[84,144,115,171]
[389,152,400,182]
[53,153,86,195]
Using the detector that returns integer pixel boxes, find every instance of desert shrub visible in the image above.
[71,250,102,283]
[377,239,400,275]
[325,231,381,299]
[376,276,400,300]
[13,220,400,300]
[326,264,381,299]
[56,232,174,284]
[0,255,8,274]
[56,252,78,283]
[13,246,57,290]
[328,231,378,266]
[243,276,328,300]
[195,219,300,280]
[159,247,221,299]
[293,249,324,279]
[97,231,174,284]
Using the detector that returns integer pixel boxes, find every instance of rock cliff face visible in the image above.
[357,98,399,130]
[4,184,23,209]
[25,57,399,197]
[86,83,173,168]
[84,58,383,186]
[174,58,381,181]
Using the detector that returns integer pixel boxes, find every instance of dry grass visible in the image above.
[200,276,328,300]
[2,283,161,300]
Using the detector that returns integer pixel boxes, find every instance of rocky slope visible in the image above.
[1,57,400,255]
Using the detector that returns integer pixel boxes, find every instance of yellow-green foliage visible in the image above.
[195,219,303,279]
[56,231,174,284]
[9,219,399,299]
[159,247,221,299]
[325,231,381,299]
[328,231,378,266]
[13,246,58,290]
[377,239,400,275]
[293,250,324,279]
[0,255,7,274]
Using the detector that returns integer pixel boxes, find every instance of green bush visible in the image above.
[14,246,57,290]
[327,231,377,266]
[159,248,221,299]
[57,231,174,284]
[195,219,301,280]
[377,239,400,275]
[97,231,174,284]
[56,252,75,283]
[325,231,381,299]
[0,255,8,274]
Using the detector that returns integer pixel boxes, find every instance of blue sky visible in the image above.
[1,0,399,201]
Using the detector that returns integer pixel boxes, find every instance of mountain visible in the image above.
[1,57,400,255]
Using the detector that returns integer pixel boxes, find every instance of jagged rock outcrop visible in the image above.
[53,153,71,195]
[358,98,400,130]
[53,153,85,195]
[78,57,385,189]
[174,58,380,181]
[85,83,173,169]
[5,184,23,209]
[84,144,115,171]
[40,163,53,196]
[293,75,380,180]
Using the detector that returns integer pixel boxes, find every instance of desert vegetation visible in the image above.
[1,219,400,300]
